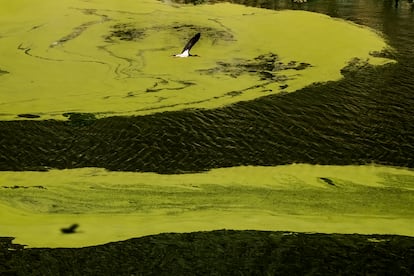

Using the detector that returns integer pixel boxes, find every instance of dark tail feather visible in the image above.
[181,33,201,53]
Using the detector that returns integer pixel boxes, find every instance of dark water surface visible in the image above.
[0,0,413,172]
[3,231,414,275]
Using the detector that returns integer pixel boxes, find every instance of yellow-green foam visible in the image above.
[0,0,394,120]
[0,164,413,247]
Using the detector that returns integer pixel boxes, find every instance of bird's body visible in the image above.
[175,49,190,58]
[174,33,200,57]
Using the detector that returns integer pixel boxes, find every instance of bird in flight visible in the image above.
[174,33,201,57]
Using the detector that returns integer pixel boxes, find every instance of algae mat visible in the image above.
[0,0,393,120]
[0,164,413,247]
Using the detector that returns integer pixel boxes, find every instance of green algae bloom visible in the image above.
[0,0,394,120]
[0,164,413,247]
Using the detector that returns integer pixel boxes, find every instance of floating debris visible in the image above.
[0,68,9,75]
[17,114,41,119]
[0,237,26,251]
[2,185,46,189]
[319,177,336,186]
[63,112,97,127]
[198,53,311,81]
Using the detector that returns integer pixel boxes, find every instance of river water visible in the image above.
[0,0,412,170]
[0,0,413,247]
[211,0,414,169]
[0,0,394,120]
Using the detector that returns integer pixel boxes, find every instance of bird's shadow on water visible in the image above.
[60,224,80,234]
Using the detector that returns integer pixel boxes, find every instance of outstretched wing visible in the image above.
[181,33,201,54]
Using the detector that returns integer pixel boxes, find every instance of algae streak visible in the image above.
[0,164,413,247]
[0,0,394,120]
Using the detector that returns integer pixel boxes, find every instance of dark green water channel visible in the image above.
[0,0,413,172]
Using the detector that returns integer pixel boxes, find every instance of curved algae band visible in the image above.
[0,0,394,120]
[0,164,413,247]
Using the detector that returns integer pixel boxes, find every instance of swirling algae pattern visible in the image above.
[0,0,393,120]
